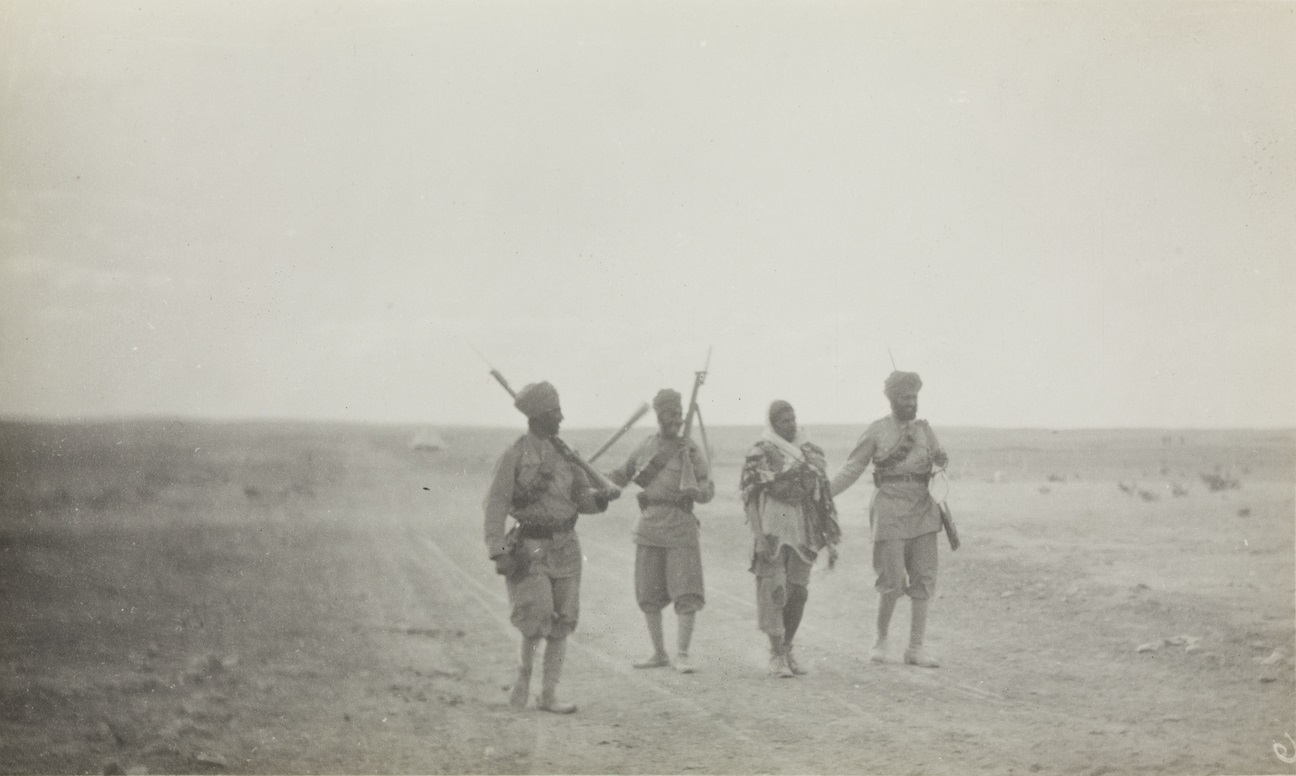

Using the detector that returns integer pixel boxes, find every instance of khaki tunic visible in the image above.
[608,434,715,548]
[482,433,607,636]
[609,433,715,613]
[830,416,945,542]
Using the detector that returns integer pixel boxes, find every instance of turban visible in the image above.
[513,381,561,419]
[768,399,794,425]
[883,371,923,400]
[652,388,683,414]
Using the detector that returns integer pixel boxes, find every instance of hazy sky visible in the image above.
[2,1,1293,429]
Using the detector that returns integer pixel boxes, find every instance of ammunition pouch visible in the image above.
[499,526,529,580]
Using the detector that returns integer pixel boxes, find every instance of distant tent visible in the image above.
[410,429,447,452]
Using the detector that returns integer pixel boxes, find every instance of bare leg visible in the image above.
[510,636,540,708]
[633,610,670,668]
[782,584,809,675]
[871,593,899,663]
[674,612,696,673]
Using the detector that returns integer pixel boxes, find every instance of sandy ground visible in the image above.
[0,420,1293,775]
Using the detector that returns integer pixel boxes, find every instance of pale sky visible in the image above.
[2,1,1293,429]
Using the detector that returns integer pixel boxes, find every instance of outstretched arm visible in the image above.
[923,422,949,469]
[830,432,876,497]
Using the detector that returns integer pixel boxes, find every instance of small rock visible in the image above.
[142,741,182,758]
[146,643,161,658]
[1136,641,1163,653]
[1185,644,1202,654]
[193,752,228,769]
[1238,508,1251,517]
[1257,648,1287,666]
[1260,676,1277,683]
[1165,635,1188,647]
[95,721,126,746]
[103,762,125,776]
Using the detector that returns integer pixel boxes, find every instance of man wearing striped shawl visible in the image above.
[740,400,841,678]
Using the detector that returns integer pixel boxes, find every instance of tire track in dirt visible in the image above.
[580,535,1016,710]
[386,531,555,772]
[577,528,1134,773]
[400,461,995,772]
[414,534,764,756]
[398,452,1177,773]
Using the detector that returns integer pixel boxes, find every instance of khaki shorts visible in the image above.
[505,539,580,638]
[752,546,813,636]
[873,531,939,600]
[635,544,705,615]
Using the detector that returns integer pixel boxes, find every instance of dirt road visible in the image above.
[1,421,1292,774]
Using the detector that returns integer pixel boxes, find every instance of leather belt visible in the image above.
[517,517,577,539]
[873,471,931,486]
[637,493,694,512]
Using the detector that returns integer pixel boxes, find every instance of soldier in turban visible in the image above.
[605,387,715,674]
[831,371,949,668]
[483,382,620,712]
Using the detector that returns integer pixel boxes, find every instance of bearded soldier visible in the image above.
[483,381,619,712]
[740,400,841,678]
[831,371,949,668]
[606,388,715,674]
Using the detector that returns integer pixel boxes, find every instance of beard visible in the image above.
[891,402,918,422]
[531,416,562,437]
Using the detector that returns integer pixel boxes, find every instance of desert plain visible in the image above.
[1,419,1292,775]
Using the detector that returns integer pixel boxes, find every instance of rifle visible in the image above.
[679,347,712,491]
[468,342,621,496]
[588,402,651,463]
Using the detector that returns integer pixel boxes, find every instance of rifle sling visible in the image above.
[632,442,682,489]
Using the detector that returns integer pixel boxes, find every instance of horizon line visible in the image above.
[1,413,1293,435]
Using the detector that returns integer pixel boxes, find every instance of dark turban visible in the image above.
[513,381,561,419]
[652,388,683,414]
[768,399,794,425]
[884,371,923,400]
